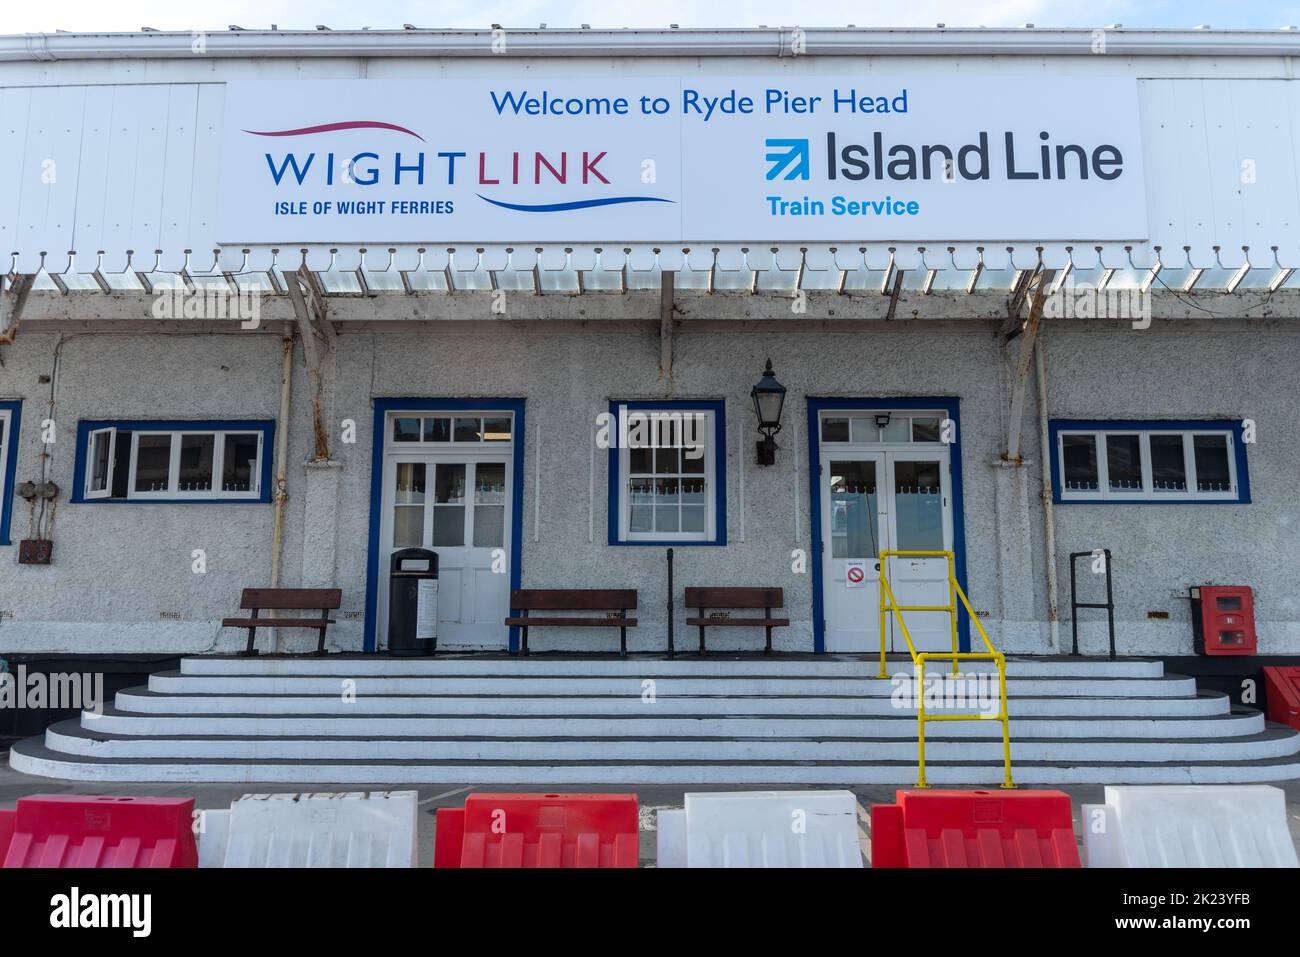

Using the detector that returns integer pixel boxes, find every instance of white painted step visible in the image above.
[12,739,1300,786]
[147,671,1196,698]
[112,688,1218,717]
[44,723,1300,763]
[81,708,1263,739]
[178,655,1165,679]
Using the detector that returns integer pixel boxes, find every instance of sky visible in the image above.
[5,0,1300,34]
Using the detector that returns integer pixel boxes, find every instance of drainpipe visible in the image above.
[1035,338,1060,653]
[269,323,294,592]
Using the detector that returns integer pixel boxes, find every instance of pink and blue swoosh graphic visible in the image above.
[477,194,673,212]
[243,120,426,141]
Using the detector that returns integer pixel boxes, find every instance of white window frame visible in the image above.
[616,407,718,543]
[1056,428,1238,502]
[84,427,264,501]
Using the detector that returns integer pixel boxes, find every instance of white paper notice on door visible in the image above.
[845,560,868,588]
[416,579,439,640]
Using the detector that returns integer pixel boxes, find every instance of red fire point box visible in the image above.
[1191,586,1257,656]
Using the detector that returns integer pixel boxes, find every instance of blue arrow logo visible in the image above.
[765,138,810,181]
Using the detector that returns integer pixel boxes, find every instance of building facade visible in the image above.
[0,26,1297,662]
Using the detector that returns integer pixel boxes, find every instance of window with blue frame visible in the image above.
[72,420,274,503]
[0,401,20,543]
[1050,419,1249,504]
[608,400,727,545]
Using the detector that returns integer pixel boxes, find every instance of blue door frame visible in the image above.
[806,396,970,654]
[364,397,527,653]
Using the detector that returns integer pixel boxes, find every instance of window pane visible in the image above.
[680,505,706,532]
[654,446,679,475]
[822,417,849,442]
[629,447,652,473]
[90,431,112,492]
[134,434,173,493]
[393,417,421,442]
[849,417,876,443]
[1062,435,1099,491]
[681,445,706,474]
[829,460,879,559]
[178,434,215,493]
[221,434,259,493]
[1194,435,1232,492]
[453,418,481,442]
[882,416,910,442]
[423,418,450,442]
[912,417,942,443]
[473,463,506,548]
[894,460,944,550]
[393,507,423,547]
[432,463,466,547]
[395,462,425,504]
[1149,434,1187,492]
[1105,434,1143,492]
[482,417,512,442]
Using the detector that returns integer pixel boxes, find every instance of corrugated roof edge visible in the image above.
[3,27,1300,62]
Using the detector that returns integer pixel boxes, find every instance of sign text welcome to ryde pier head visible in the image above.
[217,77,1147,245]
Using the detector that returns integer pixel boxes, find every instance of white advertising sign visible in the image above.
[217,77,1146,244]
[415,579,438,641]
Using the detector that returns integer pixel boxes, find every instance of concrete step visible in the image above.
[44,721,1300,763]
[178,654,1166,679]
[12,736,1300,786]
[146,671,1196,698]
[80,706,1265,739]
[112,686,1224,717]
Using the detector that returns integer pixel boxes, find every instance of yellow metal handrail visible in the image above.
[876,549,1014,789]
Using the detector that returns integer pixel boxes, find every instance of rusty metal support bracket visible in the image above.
[659,270,675,379]
[1003,269,1054,463]
[286,271,331,461]
[0,273,36,350]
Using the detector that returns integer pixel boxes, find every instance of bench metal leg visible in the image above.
[314,618,328,656]
[765,606,773,655]
[521,624,529,656]
[619,612,627,658]
[242,612,261,657]
[698,607,707,655]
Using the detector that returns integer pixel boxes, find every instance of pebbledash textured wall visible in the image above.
[0,316,1293,655]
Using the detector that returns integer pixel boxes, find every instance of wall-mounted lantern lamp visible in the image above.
[750,358,787,466]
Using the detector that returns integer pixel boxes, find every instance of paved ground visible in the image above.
[3,755,1299,866]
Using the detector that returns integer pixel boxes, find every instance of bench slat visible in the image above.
[685,587,783,609]
[511,589,637,611]
[505,617,638,628]
[240,587,342,611]
[222,617,336,629]
[686,617,791,628]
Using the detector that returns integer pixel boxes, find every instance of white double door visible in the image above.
[378,450,512,649]
[821,449,954,653]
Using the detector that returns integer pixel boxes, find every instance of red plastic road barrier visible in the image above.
[871,789,1081,868]
[0,808,14,863]
[1265,666,1300,730]
[2,795,197,868]
[435,793,638,868]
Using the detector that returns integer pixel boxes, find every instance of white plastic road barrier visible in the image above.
[1082,785,1299,868]
[657,790,863,868]
[199,791,419,868]
[197,808,231,869]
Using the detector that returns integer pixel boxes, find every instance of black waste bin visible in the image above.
[388,547,439,656]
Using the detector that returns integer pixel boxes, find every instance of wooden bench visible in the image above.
[685,587,789,655]
[222,587,342,656]
[505,589,638,656]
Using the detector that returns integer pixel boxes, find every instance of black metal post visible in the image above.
[666,548,675,657]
